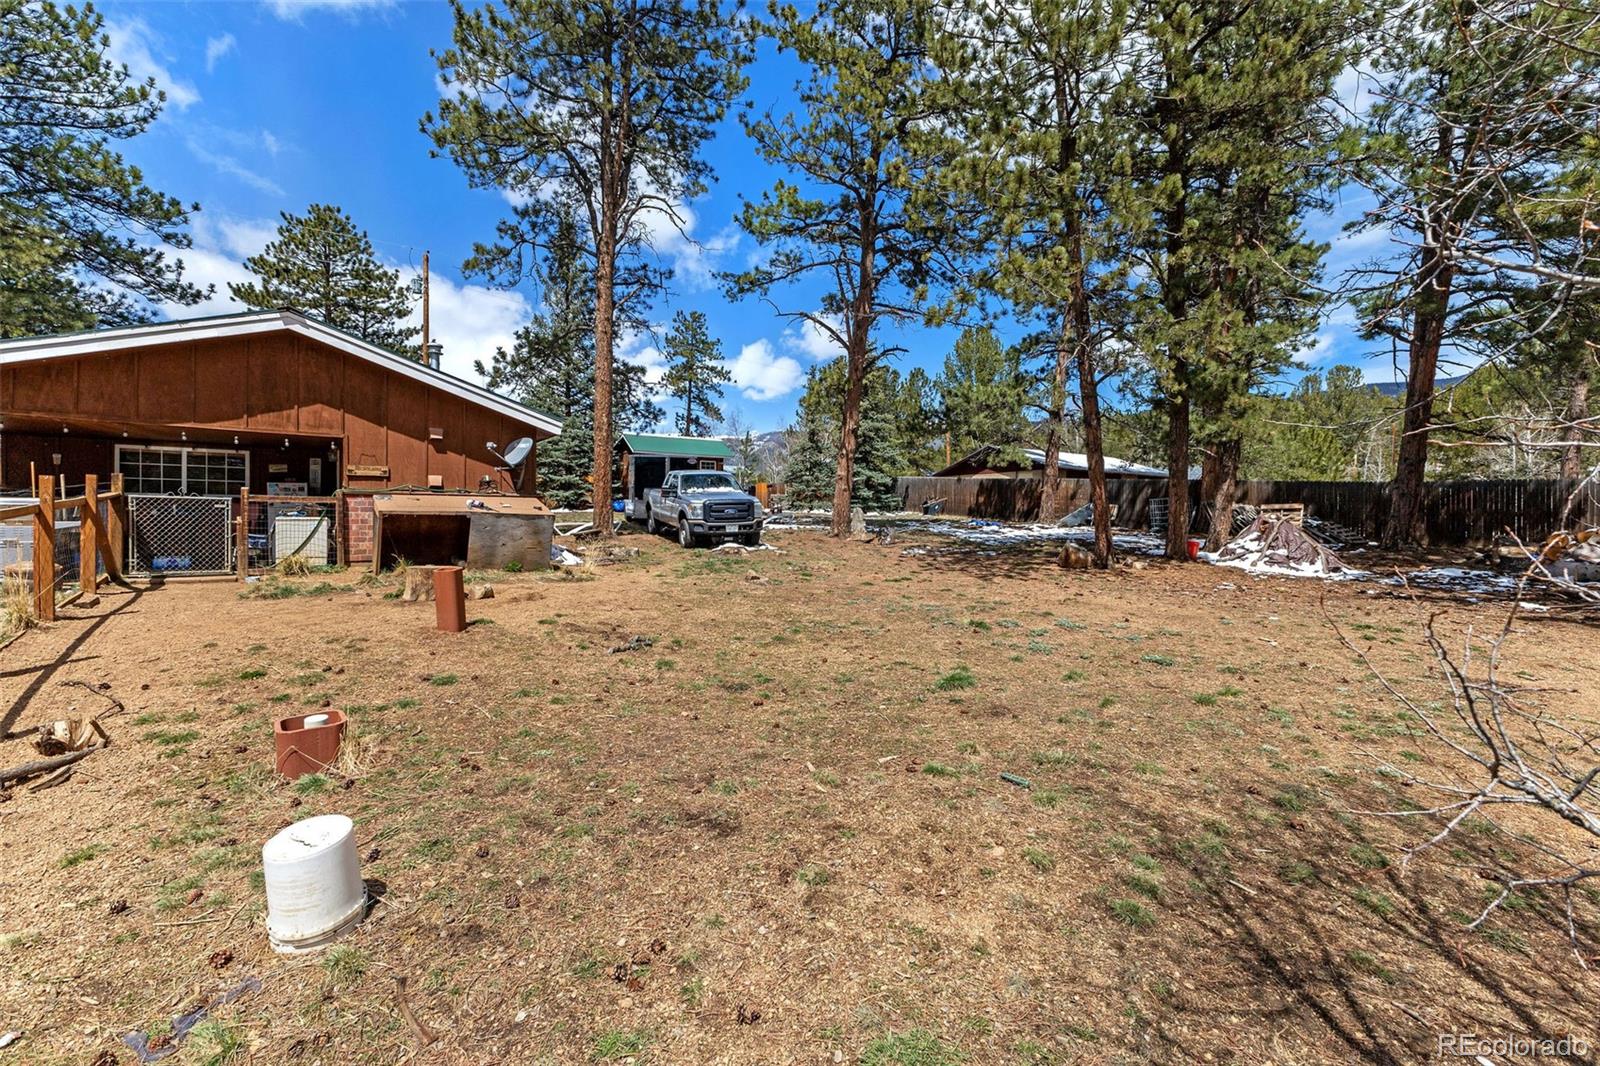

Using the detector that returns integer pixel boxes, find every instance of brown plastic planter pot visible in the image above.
[275,710,347,781]
[434,565,467,633]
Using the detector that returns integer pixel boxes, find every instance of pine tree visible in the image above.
[892,366,945,473]
[1350,0,1600,544]
[476,206,662,507]
[660,310,731,436]
[0,0,206,336]
[733,430,766,484]
[785,358,908,512]
[230,204,418,352]
[934,327,1032,459]
[426,0,749,533]
[726,0,948,536]
[926,0,1133,560]
[1121,0,1358,555]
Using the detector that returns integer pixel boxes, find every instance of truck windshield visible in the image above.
[677,472,738,492]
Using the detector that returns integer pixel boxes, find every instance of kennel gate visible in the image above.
[126,494,237,576]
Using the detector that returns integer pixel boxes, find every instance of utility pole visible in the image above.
[420,250,430,364]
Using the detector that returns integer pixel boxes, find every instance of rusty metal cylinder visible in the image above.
[434,565,466,633]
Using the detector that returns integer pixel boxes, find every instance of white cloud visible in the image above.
[157,216,534,387]
[637,197,741,292]
[401,275,531,382]
[266,0,396,21]
[617,330,669,386]
[261,130,282,157]
[1304,331,1339,365]
[105,19,200,110]
[205,33,236,73]
[782,316,844,362]
[727,339,805,401]
[184,136,285,196]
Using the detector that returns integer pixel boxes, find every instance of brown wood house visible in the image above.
[0,309,560,494]
[0,310,560,564]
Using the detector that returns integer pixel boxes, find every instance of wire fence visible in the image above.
[126,495,236,576]
[242,495,341,575]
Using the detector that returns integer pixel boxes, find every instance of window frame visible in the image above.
[115,444,250,496]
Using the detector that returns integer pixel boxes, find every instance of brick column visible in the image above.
[344,494,375,564]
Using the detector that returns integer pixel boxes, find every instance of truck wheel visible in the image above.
[645,508,658,535]
[678,517,696,549]
[742,531,762,547]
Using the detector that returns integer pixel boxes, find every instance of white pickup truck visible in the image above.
[642,470,765,548]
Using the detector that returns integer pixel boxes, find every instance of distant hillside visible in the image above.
[718,429,790,475]
[1369,374,1465,398]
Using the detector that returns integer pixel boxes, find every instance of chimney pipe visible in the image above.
[426,339,443,370]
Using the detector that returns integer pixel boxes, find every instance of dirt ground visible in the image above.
[0,526,1596,1065]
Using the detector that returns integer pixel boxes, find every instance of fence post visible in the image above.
[334,493,347,569]
[237,488,250,582]
[106,473,126,580]
[80,474,98,598]
[33,475,55,622]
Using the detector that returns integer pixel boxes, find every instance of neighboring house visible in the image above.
[0,309,560,564]
[934,445,1169,479]
[616,433,733,516]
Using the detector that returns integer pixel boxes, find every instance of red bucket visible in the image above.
[1186,538,1203,561]
[274,710,347,781]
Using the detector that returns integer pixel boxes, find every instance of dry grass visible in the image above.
[1,574,35,642]
[1,531,1596,1064]
[275,552,313,578]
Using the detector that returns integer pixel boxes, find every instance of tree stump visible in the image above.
[401,566,439,603]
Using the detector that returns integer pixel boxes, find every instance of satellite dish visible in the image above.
[485,436,535,492]
[502,437,534,467]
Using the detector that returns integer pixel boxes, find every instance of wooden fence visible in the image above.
[894,476,1600,545]
[1,474,128,623]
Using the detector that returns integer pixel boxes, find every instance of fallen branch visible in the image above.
[0,744,103,788]
[59,680,127,721]
[26,766,74,792]
[394,976,436,1048]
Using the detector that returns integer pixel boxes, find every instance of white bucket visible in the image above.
[261,814,366,954]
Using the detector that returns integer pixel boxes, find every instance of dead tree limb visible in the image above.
[393,976,436,1048]
[0,744,104,788]
[1324,571,1600,968]
[58,680,126,721]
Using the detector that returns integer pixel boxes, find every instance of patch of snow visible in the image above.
[916,520,1165,556]
[1380,567,1522,595]
[710,542,783,554]
[1208,554,1369,581]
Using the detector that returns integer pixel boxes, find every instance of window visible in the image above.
[116,445,248,496]
[699,459,718,470]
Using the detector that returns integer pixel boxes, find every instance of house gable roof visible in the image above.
[0,309,562,436]
[617,433,734,460]
[935,444,1168,478]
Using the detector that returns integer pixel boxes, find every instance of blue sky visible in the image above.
[102,0,1399,434]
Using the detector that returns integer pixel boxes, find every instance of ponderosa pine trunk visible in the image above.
[1159,82,1191,561]
[831,334,866,537]
[1165,385,1190,558]
[1075,321,1111,568]
[1039,344,1067,525]
[1039,71,1076,529]
[1561,373,1590,481]
[591,219,617,535]
[1204,438,1241,550]
[831,197,877,539]
[1384,236,1453,548]
[1064,200,1109,567]
[1384,119,1460,549]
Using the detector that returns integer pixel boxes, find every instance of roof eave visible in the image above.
[0,310,563,438]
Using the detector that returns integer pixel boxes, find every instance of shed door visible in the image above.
[633,457,667,500]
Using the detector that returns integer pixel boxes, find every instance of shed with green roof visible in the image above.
[616,433,735,512]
